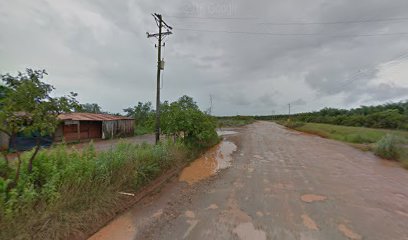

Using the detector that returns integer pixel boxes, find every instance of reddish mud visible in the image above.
[338,224,362,240]
[89,213,136,240]
[300,194,327,203]
[301,214,319,230]
[179,141,237,184]
[90,122,408,240]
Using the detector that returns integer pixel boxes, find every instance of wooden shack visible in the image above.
[56,113,134,142]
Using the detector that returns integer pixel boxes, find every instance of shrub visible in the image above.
[374,134,402,160]
[283,120,305,129]
[161,95,219,148]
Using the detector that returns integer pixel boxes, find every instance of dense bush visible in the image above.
[161,96,219,148]
[123,96,219,143]
[374,134,403,160]
[0,141,190,239]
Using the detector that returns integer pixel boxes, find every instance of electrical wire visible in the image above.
[164,15,259,20]
[260,17,408,25]
[326,52,408,94]
[174,27,408,37]
[165,15,408,25]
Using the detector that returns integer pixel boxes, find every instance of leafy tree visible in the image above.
[78,103,103,113]
[124,101,153,119]
[0,69,78,186]
[0,85,10,110]
[0,85,9,99]
[176,95,199,111]
[161,95,218,147]
[124,101,155,135]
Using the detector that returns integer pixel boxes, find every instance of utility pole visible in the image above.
[147,13,172,144]
[288,104,291,115]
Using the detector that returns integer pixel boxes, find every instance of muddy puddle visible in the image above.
[179,141,237,184]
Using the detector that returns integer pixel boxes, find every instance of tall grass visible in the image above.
[285,122,408,144]
[0,141,191,239]
[374,134,401,159]
[280,119,305,129]
[374,134,408,168]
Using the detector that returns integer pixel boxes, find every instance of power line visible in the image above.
[165,15,408,25]
[259,17,408,26]
[327,52,408,94]
[175,27,408,37]
[164,15,259,20]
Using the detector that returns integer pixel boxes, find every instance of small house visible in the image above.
[55,113,135,142]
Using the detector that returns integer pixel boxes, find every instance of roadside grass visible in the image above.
[217,116,255,128]
[292,122,408,143]
[279,121,408,168]
[0,140,197,239]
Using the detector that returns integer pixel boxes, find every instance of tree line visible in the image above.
[256,101,408,130]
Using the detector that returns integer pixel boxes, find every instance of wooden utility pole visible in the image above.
[288,104,291,115]
[147,13,172,144]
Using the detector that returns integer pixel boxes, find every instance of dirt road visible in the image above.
[90,121,408,240]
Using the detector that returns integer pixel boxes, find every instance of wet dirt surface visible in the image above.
[89,122,408,240]
[179,141,237,184]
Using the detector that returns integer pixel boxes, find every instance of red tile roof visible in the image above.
[58,113,133,121]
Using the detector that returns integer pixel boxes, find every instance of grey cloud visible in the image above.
[1,0,408,115]
[366,83,408,102]
[258,93,278,106]
[226,92,251,106]
[292,98,306,106]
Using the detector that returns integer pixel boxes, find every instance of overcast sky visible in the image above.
[1,0,408,115]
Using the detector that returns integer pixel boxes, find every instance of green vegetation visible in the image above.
[78,103,103,113]
[217,116,255,128]
[161,96,219,148]
[0,71,219,239]
[0,69,78,185]
[0,141,193,239]
[280,121,408,168]
[292,122,408,143]
[373,135,408,168]
[124,101,155,135]
[124,96,220,148]
[374,134,402,159]
[281,120,305,129]
[258,101,408,130]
